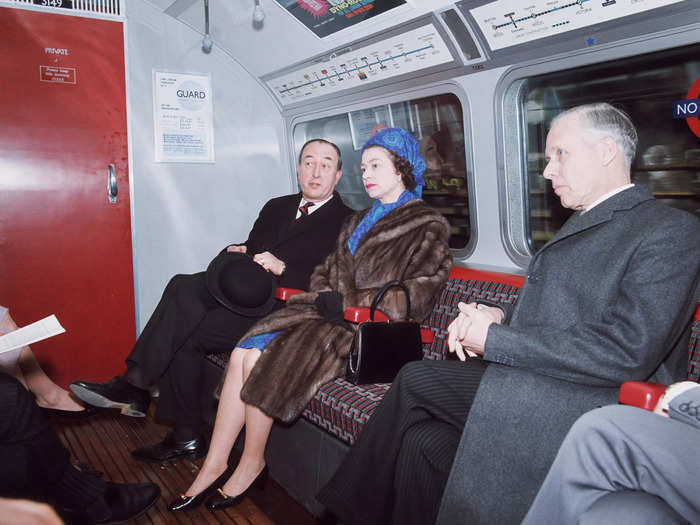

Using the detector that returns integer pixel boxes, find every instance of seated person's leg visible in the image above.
[579,491,691,525]
[0,310,83,412]
[0,372,161,522]
[318,358,487,525]
[133,307,254,462]
[393,420,462,525]
[71,272,214,416]
[522,405,700,525]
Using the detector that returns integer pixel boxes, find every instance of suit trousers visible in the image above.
[0,372,69,500]
[318,358,488,525]
[521,405,699,525]
[125,272,259,436]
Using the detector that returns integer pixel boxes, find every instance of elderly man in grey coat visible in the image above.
[318,102,700,525]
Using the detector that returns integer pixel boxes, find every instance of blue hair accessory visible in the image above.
[362,128,425,197]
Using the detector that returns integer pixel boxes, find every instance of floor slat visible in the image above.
[53,410,320,525]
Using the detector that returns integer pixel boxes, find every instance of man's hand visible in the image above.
[253,251,285,276]
[226,245,247,253]
[447,302,504,360]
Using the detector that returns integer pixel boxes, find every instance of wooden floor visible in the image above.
[53,410,321,525]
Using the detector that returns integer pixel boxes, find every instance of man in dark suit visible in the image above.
[71,138,353,462]
[318,103,700,525]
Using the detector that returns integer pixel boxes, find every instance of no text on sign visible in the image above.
[673,76,700,138]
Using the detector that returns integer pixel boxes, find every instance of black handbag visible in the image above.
[346,280,423,385]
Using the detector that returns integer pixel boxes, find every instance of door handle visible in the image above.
[107,164,118,204]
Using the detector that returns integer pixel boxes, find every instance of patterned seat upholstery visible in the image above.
[205,272,700,446]
[686,305,700,382]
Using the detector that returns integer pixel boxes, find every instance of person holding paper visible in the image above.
[0,306,92,417]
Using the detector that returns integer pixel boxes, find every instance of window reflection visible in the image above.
[293,93,470,249]
[521,44,700,252]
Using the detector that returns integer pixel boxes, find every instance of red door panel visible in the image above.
[0,7,134,387]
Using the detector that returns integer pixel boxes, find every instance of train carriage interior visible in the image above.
[1,0,699,523]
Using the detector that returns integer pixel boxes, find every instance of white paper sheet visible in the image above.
[0,315,65,354]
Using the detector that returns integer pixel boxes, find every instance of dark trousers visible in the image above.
[318,359,488,525]
[0,373,70,500]
[125,272,260,436]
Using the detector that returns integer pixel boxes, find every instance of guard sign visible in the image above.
[673,76,700,138]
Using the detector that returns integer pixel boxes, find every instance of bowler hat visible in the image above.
[205,251,277,317]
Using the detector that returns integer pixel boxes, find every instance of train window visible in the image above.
[512,43,700,253]
[292,93,471,249]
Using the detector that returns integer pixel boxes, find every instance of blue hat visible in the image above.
[362,128,425,197]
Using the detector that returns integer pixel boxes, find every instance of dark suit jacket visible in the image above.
[438,185,700,525]
[241,191,353,290]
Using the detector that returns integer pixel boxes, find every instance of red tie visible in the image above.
[297,201,314,221]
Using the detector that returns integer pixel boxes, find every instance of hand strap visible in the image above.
[369,280,411,321]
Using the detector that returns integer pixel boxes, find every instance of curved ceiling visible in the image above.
[149,0,458,77]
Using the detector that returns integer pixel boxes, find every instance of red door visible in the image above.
[0,7,135,387]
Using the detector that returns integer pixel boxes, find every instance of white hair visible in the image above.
[552,103,638,169]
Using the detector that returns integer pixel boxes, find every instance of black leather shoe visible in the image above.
[41,404,101,420]
[70,377,151,417]
[205,466,268,512]
[167,465,233,512]
[132,432,207,463]
[57,481,160,524]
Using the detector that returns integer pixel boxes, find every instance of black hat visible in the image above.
[205,251,277,317]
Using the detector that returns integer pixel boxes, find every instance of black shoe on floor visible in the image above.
[132,432,207,463]
[70,377,151,417]
[205,466,268,511]
[57,481,160,524]
[41,404,102,421]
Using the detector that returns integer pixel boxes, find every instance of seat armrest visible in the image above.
[343,307,434,343]
[618,381,667,411]
[275,287,305,301]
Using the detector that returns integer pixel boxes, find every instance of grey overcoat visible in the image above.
[437,185,700,525]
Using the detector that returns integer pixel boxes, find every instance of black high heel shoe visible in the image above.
[205,466,268,511]
[167,466,233,512]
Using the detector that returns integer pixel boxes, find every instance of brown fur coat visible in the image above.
[238,199,452,422]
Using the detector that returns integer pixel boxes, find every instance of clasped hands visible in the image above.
[447,302,504,361]
[226,245,285,276]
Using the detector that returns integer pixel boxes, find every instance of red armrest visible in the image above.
[344,307,434,344]
[275,292,435,344]
[275,287,304,301]
[618,381,667,411]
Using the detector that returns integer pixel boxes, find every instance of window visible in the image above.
[513,44,700,253]
[292,93,471,249]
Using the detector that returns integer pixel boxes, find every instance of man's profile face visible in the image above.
[297,141,342,202]
[543,114,606,211]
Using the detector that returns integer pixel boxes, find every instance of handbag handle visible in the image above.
[369,280,411,322]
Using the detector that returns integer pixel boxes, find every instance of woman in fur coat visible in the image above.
[169,128,453,513]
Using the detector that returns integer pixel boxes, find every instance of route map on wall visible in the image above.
[265,24,454,105]
[470,0,684,50]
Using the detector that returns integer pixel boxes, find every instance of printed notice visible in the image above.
[39,65,77,84]
[153,71,214,163]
